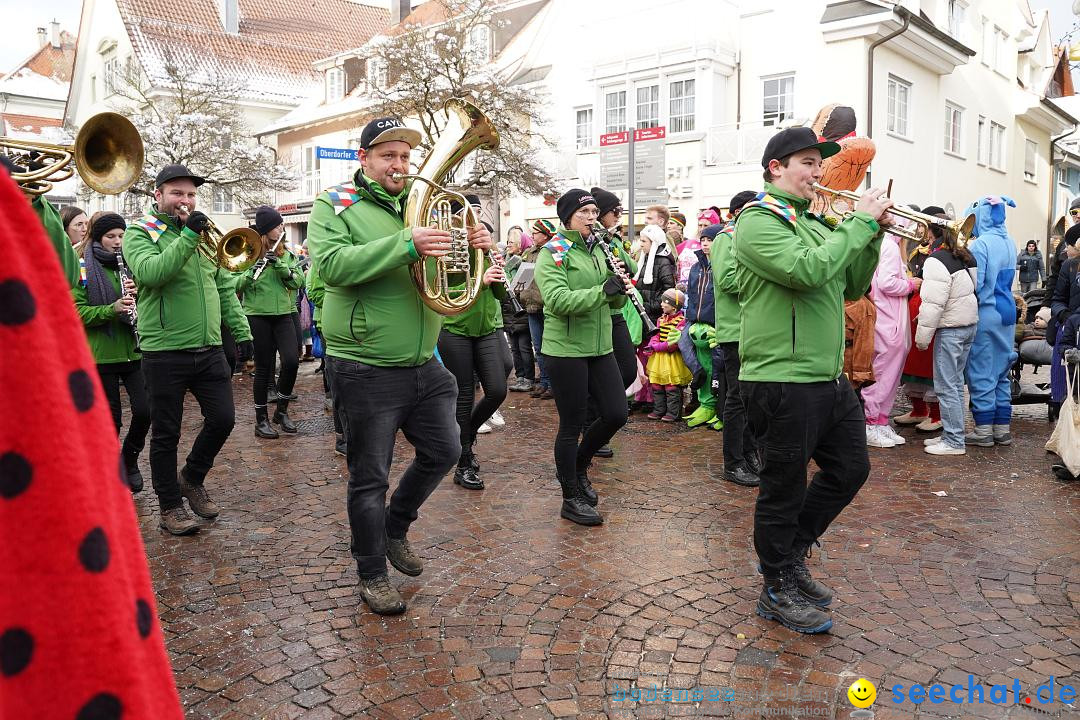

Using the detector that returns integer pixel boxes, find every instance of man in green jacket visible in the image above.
[733,127,893,634]
[307,117,493,615]
[123,164,254,536]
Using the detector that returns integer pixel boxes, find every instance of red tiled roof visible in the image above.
[2,113,64,134]
[386,0,451,36]
[116,0,389,103]
[5,31,77,82]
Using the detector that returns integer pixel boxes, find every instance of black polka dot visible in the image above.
[0,627,33,676]
[0,452,32,499]
[75,693,122,720]
[135,599,152,638]
[0,279,35,326]
[69,370,95,412]
[78,527,110,573]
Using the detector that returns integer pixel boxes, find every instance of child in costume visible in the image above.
[646,288,693,421]
[964,196,1018,446]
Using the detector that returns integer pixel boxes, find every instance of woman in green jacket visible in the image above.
[73,213,149,492]
[535,190,631,527]
[236,206,303,438]
[437,223,511,491]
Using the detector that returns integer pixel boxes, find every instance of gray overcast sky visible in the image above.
[0,1,1076,79]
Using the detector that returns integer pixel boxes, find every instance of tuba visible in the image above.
[392,98,500,316]
[1,112,144,196]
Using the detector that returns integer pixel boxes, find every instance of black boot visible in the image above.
[791,542,833,607]
[334,433,347,457]
[266,386,284,404]
[757,568,832,634]
[273,399,298,434]
[663,387,683,422]
[558,474,602,526]
[453,444,483,490]
[123,451,143,493]
[255,406,279,439]
[576,468,598,506]
[647,387,667,420]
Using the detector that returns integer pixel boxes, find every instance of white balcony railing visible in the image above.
[705,121,779,167]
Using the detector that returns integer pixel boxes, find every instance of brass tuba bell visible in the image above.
[1,112,145,196]
[392,98,500,316]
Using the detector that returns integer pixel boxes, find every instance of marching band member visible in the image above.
[535,189,632,527]
[236,206,304,439]
[72,213,150,492]
[123,164,253,536]
[308,117,493,615]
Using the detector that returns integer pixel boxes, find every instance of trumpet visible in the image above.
[251,235,285,282]
[812,184,976,247]
[1,112,144,196]
[178,204,261,272]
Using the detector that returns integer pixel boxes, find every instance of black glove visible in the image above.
[185,211,210,235]
[602,275,626,297]
[265,254,278,265]
[236,339,254,363]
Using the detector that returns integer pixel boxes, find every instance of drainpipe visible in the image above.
[865,10,910,188]
[1048,128,1074,262]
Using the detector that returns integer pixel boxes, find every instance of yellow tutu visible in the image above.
[647,351,692,386]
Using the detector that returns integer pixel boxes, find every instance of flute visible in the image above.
[115,251,141,351]
[591,223,658,336]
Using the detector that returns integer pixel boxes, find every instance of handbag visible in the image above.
[311,325,325,359]
[1045,362,1080,476]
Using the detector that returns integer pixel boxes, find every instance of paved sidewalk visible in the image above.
[135,367,1079,719]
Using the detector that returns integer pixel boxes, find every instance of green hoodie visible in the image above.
[731,183,882,382]
[72,266,140,364]
[236,250,303,316]
[308,170,445,367]
[534,229,626,358]
[33,196,80,288]
[122,207,252,351]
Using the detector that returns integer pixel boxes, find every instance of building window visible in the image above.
[301,144,322,198]
[1060,167,1070,187]
[212,186,235,214]
[605,90,626,134]
[367,58,388,89]
[669,78,695,133]
[575,108,593,149]
[989,121,1005,170]
[944,101,963,155]
[103,54,121,95]
[1024,139,1037,182]
[976,115,987,165]
[325,68,344,103]
[948,0,965,37]
[887,75,911,138]
[635,84,659,130]
[468,24,491,64]
[762,74,794,126]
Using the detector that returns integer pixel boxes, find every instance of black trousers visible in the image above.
[328,357,459,579]
[142,348,236,510]
[437,329,510,450]
[508,328,535,381]
[586,314,637,426]
[316,323,343,434]
[221,324,237,374]
[543,353,628,483]
[248,314,299,406]
[719,342,755,468]
[741,377,869,576]
[97,360,151,458]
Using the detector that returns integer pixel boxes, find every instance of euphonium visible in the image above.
[392,98,500,316]
[178,204,261,272]
[1,112,144,196]
[812,183,976,248]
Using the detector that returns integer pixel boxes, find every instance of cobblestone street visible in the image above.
[136,366,1080,720]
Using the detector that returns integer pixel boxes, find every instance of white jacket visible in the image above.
[916,249,978,347]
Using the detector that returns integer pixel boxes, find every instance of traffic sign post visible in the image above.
[598,126,668,244]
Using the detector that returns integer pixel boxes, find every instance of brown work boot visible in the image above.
[159,506,200,535]
[358,574,406,615]
[386,534,423,576]
[180,471,220,519]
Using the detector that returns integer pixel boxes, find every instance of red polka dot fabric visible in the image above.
[0,171,183,719]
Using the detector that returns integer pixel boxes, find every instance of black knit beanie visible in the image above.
[253,205,284,236]
[589,187,621,218]
[90,213,126,243]
[556,189,596,227]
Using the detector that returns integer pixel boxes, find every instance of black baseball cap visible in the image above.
[359,117,422,150]
[155,163,205,188]
[760,127,840,169]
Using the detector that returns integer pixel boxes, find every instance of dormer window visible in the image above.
[468,24,491,64]
[367,58,388,89]
[325,68,344,102]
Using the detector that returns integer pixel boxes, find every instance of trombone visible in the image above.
[1,112,144,196]
[812,183,976,247]
[178,204,261,272]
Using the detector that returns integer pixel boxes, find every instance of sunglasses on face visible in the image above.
[1071,209,1080,216]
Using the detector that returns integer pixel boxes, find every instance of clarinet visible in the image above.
[487,250,524,314]
[115,251,141,352]
[592,223,658,336]
[252,237,284,282]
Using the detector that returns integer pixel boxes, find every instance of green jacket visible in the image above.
[72,267,140,364]
[711,224,740,343]
[33,196,80,288]
[236,251,303,316]
[535,229,625,358]
[442,255,507,337]
[732,183,882,382]
[122,207,252,351]
[306,262,325,327]
[308,170,442,367]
